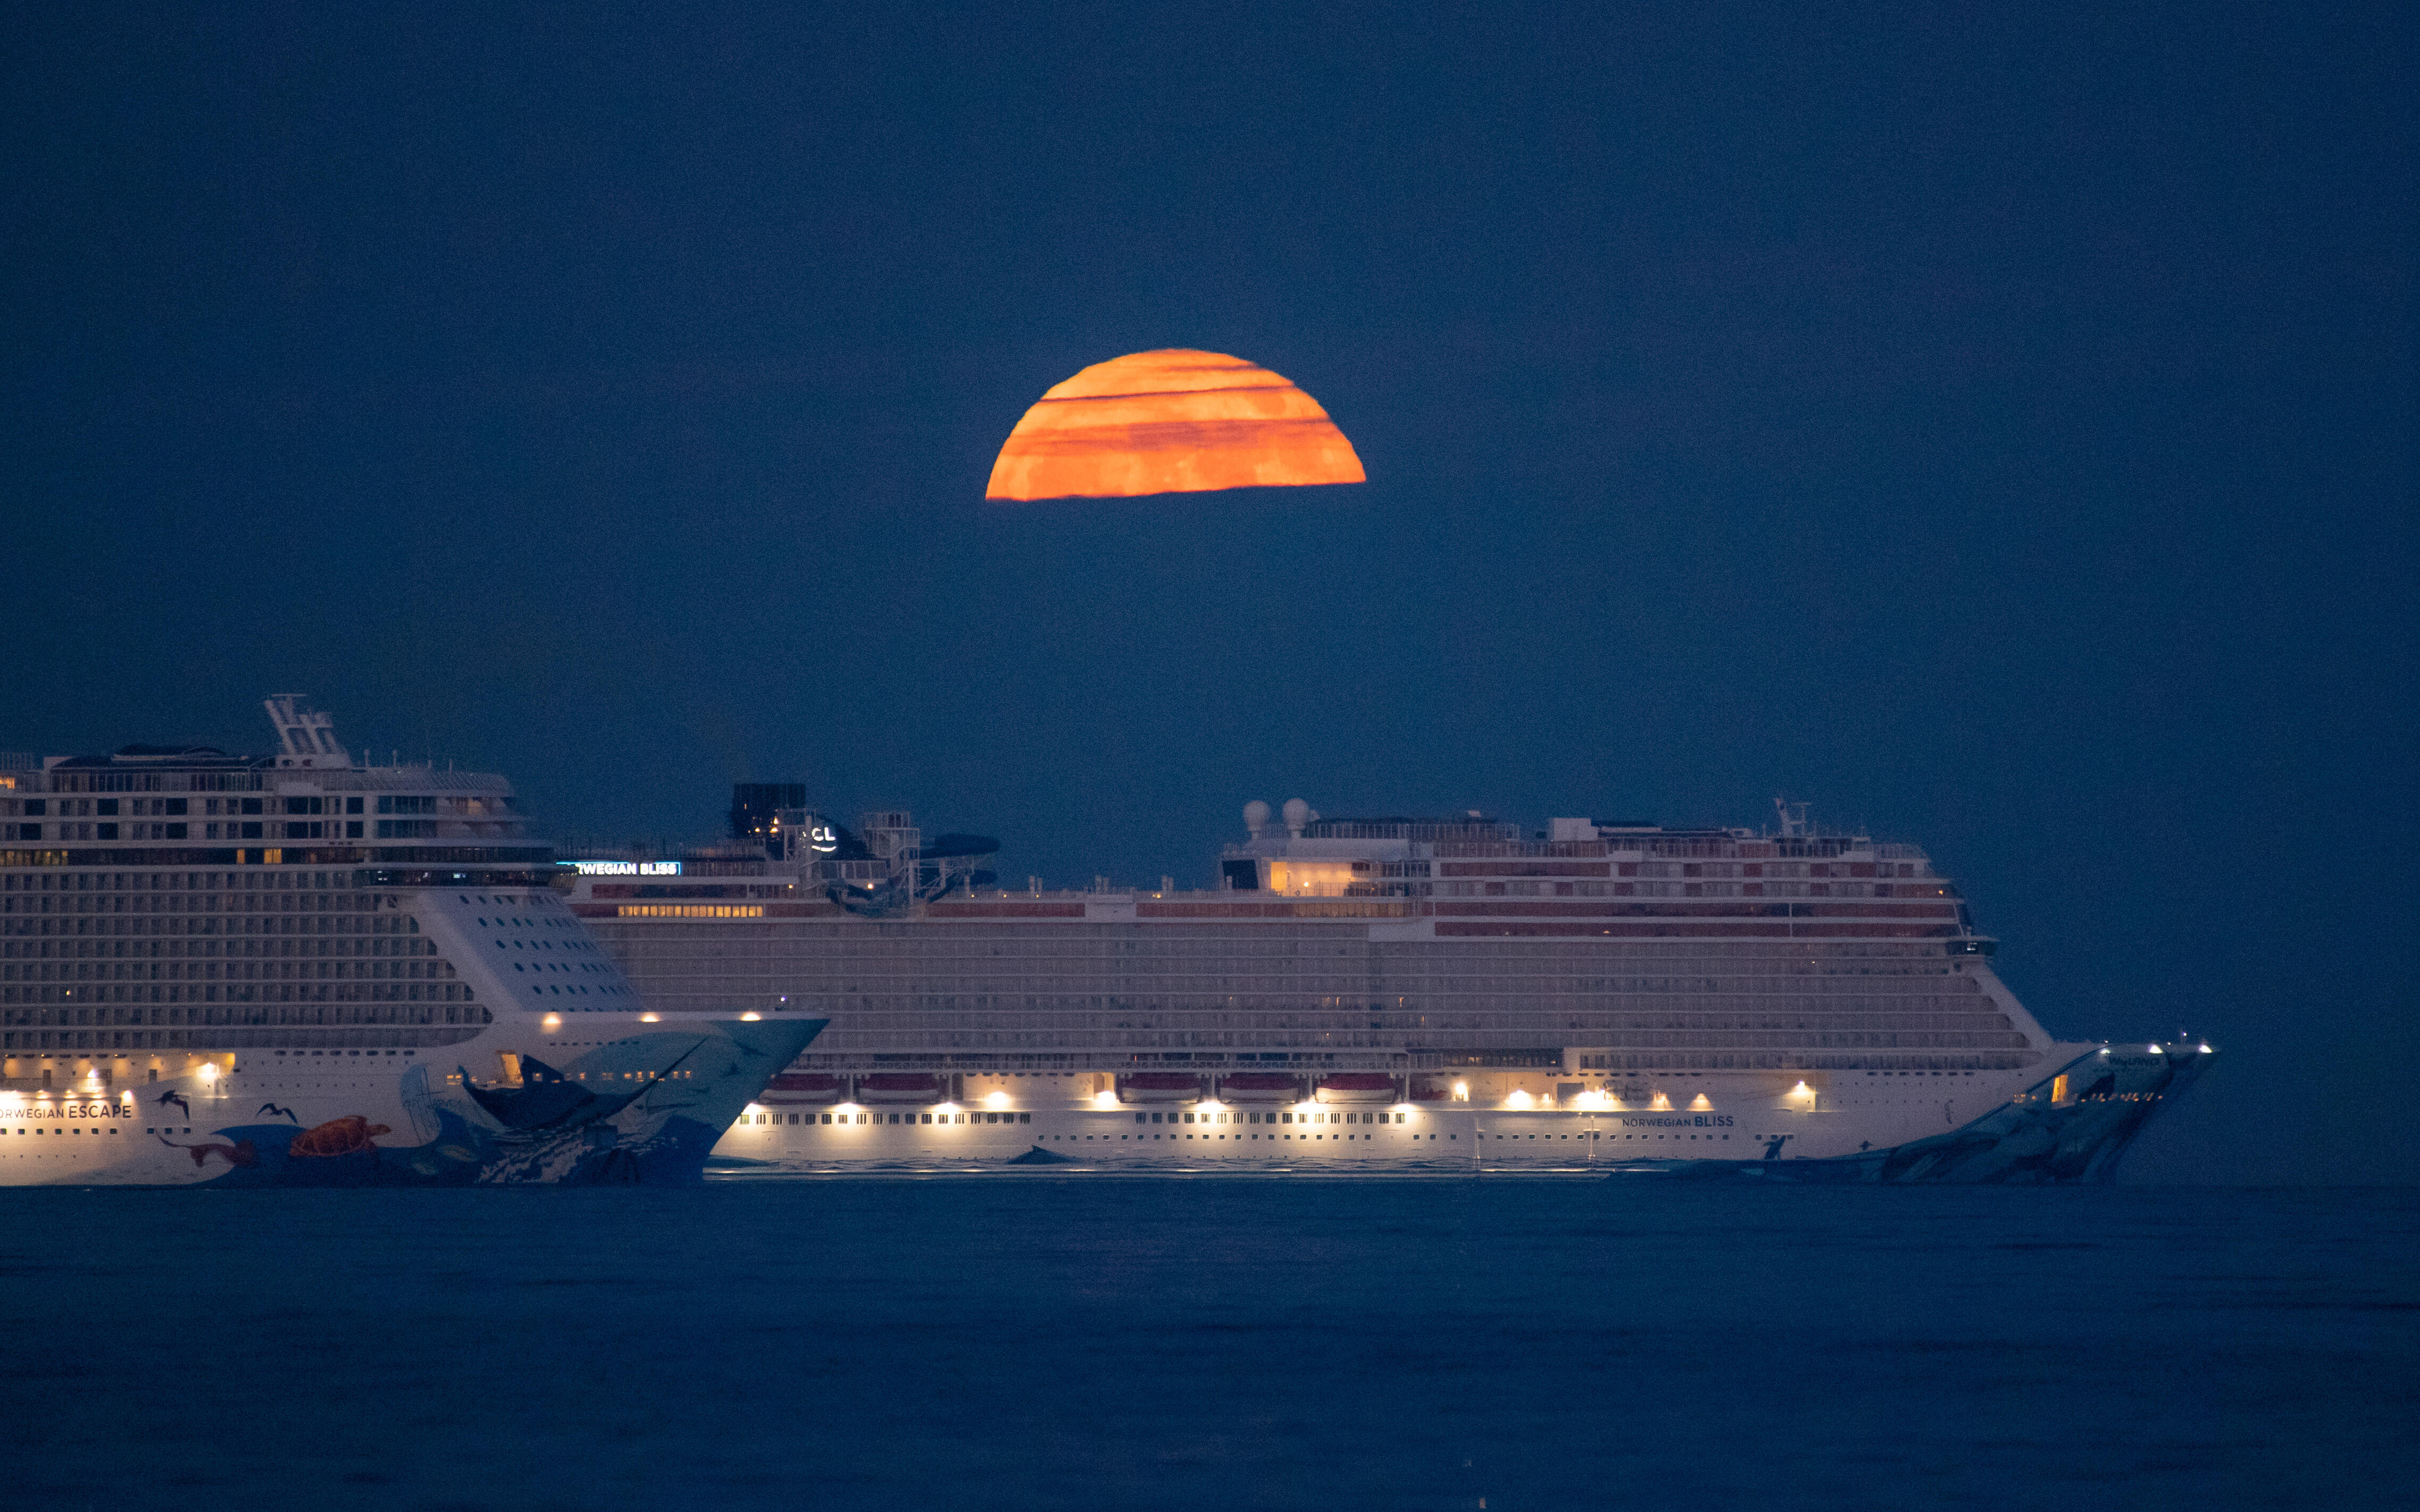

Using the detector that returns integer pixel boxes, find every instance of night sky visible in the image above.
[6,4,2411,1183]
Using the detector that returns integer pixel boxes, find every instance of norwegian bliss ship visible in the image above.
[0,700,821,1185]
[566,792,2210,1182]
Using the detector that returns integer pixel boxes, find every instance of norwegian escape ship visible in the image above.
[0,699,821,1186]
[564,791,2210,1182]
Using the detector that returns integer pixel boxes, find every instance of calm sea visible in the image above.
[3,1179,2412,1511]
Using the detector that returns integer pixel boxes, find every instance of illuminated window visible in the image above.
[1264,861,1362,897]
[614,904,765,919]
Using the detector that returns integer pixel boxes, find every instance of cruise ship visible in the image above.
[0,699,822,1185]
[565,790,2210,1182]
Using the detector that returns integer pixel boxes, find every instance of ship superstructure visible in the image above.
[566,791,2208,1182]
[0,699,821,1185]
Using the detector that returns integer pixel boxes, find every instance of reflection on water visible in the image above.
[5,1182,2412,1511]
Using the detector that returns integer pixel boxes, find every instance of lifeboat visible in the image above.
[1315,1072,1399,1104]
[1218,1072,1302,1102]
[760,1073,848,1106]
[856,1072,945,1105]
[1408,1077,1454,1102]
[1117,1072,1204,1104]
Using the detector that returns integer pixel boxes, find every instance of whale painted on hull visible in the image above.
[9,1018,825,1188]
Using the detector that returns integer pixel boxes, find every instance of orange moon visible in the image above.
[985,349,1365,500]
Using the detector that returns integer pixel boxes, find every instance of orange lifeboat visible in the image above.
[1117,1072,1204,1104]
[1218,1072,1302,1103]
[856,1072,945,1105]
[761,1073,848,1106]
[1315,1072,1398,1104]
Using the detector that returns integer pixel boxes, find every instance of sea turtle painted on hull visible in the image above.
[287,1116,391,1159]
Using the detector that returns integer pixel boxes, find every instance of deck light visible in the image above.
[639,1013,660,1023]
[984,1091,1011,1109]
[1690,1093,1712,1110]
[1505,1089,1533,1109]
[1092,1089,1119,1108]
[740,1012,762,1021]
[1451,1081,1470,1101]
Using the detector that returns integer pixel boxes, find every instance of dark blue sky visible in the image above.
[6,3,2411,1181]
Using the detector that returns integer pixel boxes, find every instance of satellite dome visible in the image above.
[1282,798,1311,836]
[1244,800,1271,837]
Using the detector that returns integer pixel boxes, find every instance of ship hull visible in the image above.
[0,1015,823,1187]
[711,1043,2207,1184]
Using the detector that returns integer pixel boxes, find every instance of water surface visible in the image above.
[4,1178,2411,1510]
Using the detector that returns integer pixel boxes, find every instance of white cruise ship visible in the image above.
[564,792,2210,1182]
[0,699,822,1185]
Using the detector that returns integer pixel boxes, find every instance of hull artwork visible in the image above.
[13,1013,824,1189]
[1732,1042,2211,1184]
